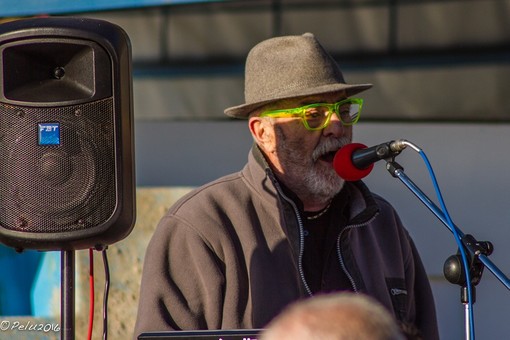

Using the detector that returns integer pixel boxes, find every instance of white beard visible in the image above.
[274,126,350,205]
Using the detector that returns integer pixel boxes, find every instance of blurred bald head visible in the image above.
[260,293,405,340]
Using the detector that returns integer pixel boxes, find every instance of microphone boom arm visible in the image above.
[385,160,510,290]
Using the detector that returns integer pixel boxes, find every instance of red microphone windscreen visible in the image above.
[333,143,374,181]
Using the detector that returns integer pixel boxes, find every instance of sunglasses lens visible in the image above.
[303,106,329,129]
[335,101,360,125]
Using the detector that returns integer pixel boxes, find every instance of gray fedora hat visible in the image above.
[224,33,372,118]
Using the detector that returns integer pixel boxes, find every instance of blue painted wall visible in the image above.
[0,246,42,315]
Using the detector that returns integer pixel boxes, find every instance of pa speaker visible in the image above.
[0,17,135,251]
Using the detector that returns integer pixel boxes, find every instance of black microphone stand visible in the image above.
[383,151,510,340]
[61,250,75,340]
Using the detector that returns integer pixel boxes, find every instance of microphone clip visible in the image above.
[377,141,403,161]
[352,140,404,170]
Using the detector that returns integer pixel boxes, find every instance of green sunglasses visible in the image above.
[260,98,363,131]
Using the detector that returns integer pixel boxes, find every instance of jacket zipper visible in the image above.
[336,214,378,293]
[268,170,313,297]
[266,168,379,297]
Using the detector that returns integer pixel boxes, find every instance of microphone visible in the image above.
[333,140,407,181]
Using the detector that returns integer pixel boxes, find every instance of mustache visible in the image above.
[312,137,351,162]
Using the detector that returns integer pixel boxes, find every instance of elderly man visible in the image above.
[134,33,439,340]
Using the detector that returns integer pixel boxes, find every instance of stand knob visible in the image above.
[444,254,466,285]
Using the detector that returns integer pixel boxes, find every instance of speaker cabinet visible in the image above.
[0,17,135,251]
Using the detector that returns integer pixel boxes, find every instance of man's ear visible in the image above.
[249,116,275,153]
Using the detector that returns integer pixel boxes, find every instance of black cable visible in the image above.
[102,248,110,340]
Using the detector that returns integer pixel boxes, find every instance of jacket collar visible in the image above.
[244,144,379,225]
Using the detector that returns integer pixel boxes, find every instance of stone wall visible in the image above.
[76,187,192,339]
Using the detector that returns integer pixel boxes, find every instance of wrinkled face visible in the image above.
[250,92,353,206]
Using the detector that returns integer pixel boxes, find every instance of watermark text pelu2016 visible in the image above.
[0,320,60,333]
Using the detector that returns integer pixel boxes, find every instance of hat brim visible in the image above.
[224,82,373,119]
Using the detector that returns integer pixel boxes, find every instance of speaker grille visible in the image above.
[0,98,117,233]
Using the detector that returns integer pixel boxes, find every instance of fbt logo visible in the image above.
[38,122,61,146]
